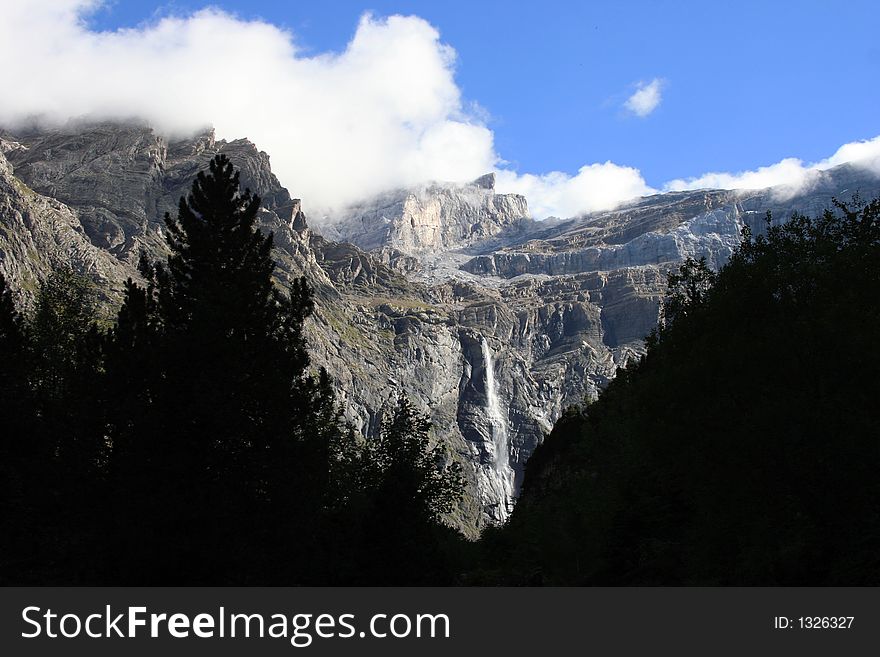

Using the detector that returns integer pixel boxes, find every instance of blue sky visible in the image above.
[85,0,880,186]
[2,1,879,217]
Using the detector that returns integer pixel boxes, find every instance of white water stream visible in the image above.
[481,337,515,521]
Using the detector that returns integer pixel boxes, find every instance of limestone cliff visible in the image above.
[319,172,532,255]
[461,168,880,278]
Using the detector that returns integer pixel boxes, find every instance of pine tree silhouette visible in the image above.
[1,156,470,585]
[27,267,104,476]
[0,273,28,454]
[0,273,36,579]
[356,394,464,584]
[370,394,463,523]
[0,269,107,583]
[106,155,339,583]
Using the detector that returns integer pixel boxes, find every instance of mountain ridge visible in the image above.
[2,121,877,533]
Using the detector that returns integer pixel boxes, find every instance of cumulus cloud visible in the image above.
[496,164,655,219]
[818,135,880,171]
[665,135,880,199]
[623,78,664,117]
[0,1,496,213]
[664,158,811,194]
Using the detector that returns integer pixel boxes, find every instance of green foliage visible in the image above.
[0,272,30,461]
[661,256,717,326]
[0,273,22,349]
[0,273,35,580]
[0,268,107,583]
[483,197,880,585]
[27,267,105,473]
[369,394,464,522]
[344,394,465,585]
[27,267,99,396]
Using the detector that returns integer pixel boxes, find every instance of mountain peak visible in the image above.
[471,172,496,190]
[318,175,530,255]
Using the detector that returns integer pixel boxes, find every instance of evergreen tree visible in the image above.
[0,268,107,583]
[27,267,105,475]
[662,256,717,326]
[2,157,474,586]
[0,273,28,449]
[105,154,340,583]
[0,273,23,353]
[357,394,464,584]
[0,273,35,579]
[369,394,463,522]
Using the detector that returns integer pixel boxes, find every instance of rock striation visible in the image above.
[461,167,880,279]
[319,172,533,255]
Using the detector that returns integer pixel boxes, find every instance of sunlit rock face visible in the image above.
[2,121,877,534]
[461,164,880,280]
[318,172,532,255]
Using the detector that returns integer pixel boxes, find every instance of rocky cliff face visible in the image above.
[0,139,130,311]
[462,197,746,277]
[461,167,880,279]
[319,172,533,256]
[2,121,876,535]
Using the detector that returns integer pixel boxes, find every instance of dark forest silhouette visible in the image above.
[1,157,878,585]
[0,156,464,585]
[475,198,880,585]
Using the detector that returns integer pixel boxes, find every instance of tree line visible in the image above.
[0,155,465,585]
[474,197,880,585]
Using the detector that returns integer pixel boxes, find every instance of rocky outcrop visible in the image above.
[319,172,533,254]
[2,123,307,268]
[462,205,745,277]
[461,167,880,278]
[0,145,130,311]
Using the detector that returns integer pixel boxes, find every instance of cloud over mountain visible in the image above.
[665,136,880,199]
[0,2,496,213]
[496,164,654,219]
[1,2,878,219]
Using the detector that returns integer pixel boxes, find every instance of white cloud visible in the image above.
[623,78,664,117]
[0,3,878,221]
[818,135,880,171]
[0,1,496,214]
[664,158,811,194]
[496,164,655,219]
[665,136,880,199]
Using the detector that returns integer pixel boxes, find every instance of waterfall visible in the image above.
[481,337,515,521]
